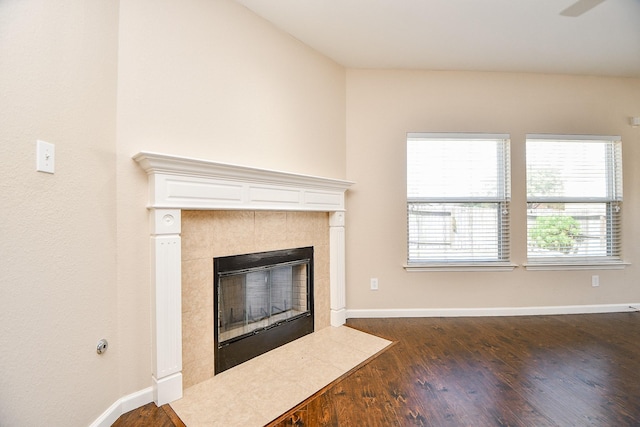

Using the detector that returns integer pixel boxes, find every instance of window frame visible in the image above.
[524,134,625,270]
[405,133,515,271]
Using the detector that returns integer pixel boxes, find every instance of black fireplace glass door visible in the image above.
[214,246,314,373]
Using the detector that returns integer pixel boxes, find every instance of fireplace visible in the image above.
[214,246,314,373]
[133,152,353,405]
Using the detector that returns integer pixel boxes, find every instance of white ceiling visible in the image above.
[233,0,640,77]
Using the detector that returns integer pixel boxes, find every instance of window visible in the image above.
[407,133,511,265]
[526,135,623,264]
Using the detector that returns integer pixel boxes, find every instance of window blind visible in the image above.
[526,134,622,262]
[407,133,511,264]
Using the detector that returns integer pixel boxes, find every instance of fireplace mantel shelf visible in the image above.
[134,152,354,212]
[134,152,353,407]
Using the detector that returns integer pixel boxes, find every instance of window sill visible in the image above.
[523,261,629,271]
[404,263,518,272]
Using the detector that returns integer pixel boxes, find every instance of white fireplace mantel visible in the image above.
[134,152,354,406]
[133,151,353,211]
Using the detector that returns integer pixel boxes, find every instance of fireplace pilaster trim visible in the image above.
[330,211,347,326]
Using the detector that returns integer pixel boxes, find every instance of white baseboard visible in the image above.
[154,372,183,406]
[331,308,347,327]
[89,387,153,427]
[346,303,640,319]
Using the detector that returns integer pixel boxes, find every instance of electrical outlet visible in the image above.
[370,278,379,290]
[592,275,599,287]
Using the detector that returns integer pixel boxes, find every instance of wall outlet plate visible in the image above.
[36,140,55,174]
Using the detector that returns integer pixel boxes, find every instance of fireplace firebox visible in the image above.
[214,246,314,373]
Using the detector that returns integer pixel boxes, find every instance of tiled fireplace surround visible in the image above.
[134,152,353,406]
[182,210,329,387]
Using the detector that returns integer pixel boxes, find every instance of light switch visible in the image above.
[37,140,55,174]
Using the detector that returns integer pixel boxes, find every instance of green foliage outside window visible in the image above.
[530,216,581,255]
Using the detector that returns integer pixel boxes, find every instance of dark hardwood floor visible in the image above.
[114,312,640,426]
[112,402,185,427]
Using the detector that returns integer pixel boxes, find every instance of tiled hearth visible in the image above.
[170,325,392,426]
[134,152,354,405]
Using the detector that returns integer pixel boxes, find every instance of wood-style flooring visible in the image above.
[114,312,640,426]
[112,402,185,427]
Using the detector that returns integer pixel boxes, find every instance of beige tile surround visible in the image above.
[181,210,331,388]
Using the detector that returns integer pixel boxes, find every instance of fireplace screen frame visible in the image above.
[213,246,314,374]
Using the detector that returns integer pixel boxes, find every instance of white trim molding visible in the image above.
[133,152,353,211]
[89,387,153,427]
[134,152,353,406]
[523,261,629,271]
[404,263,518,272]
[330,211,347,326]
[347,303,640,319]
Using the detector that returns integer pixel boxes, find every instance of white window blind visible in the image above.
[526,134,623,263]
[407,133,511,264]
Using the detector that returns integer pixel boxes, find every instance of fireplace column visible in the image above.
[330,211,347,326]
[150,208,183,405]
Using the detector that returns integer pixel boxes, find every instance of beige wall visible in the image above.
[1,0,345,424]
[115,0,346,401]
[345,70,640,311]
[116,0,346,177]
[0,1,120,425]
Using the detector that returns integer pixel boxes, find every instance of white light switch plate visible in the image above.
[37,140,55,174]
